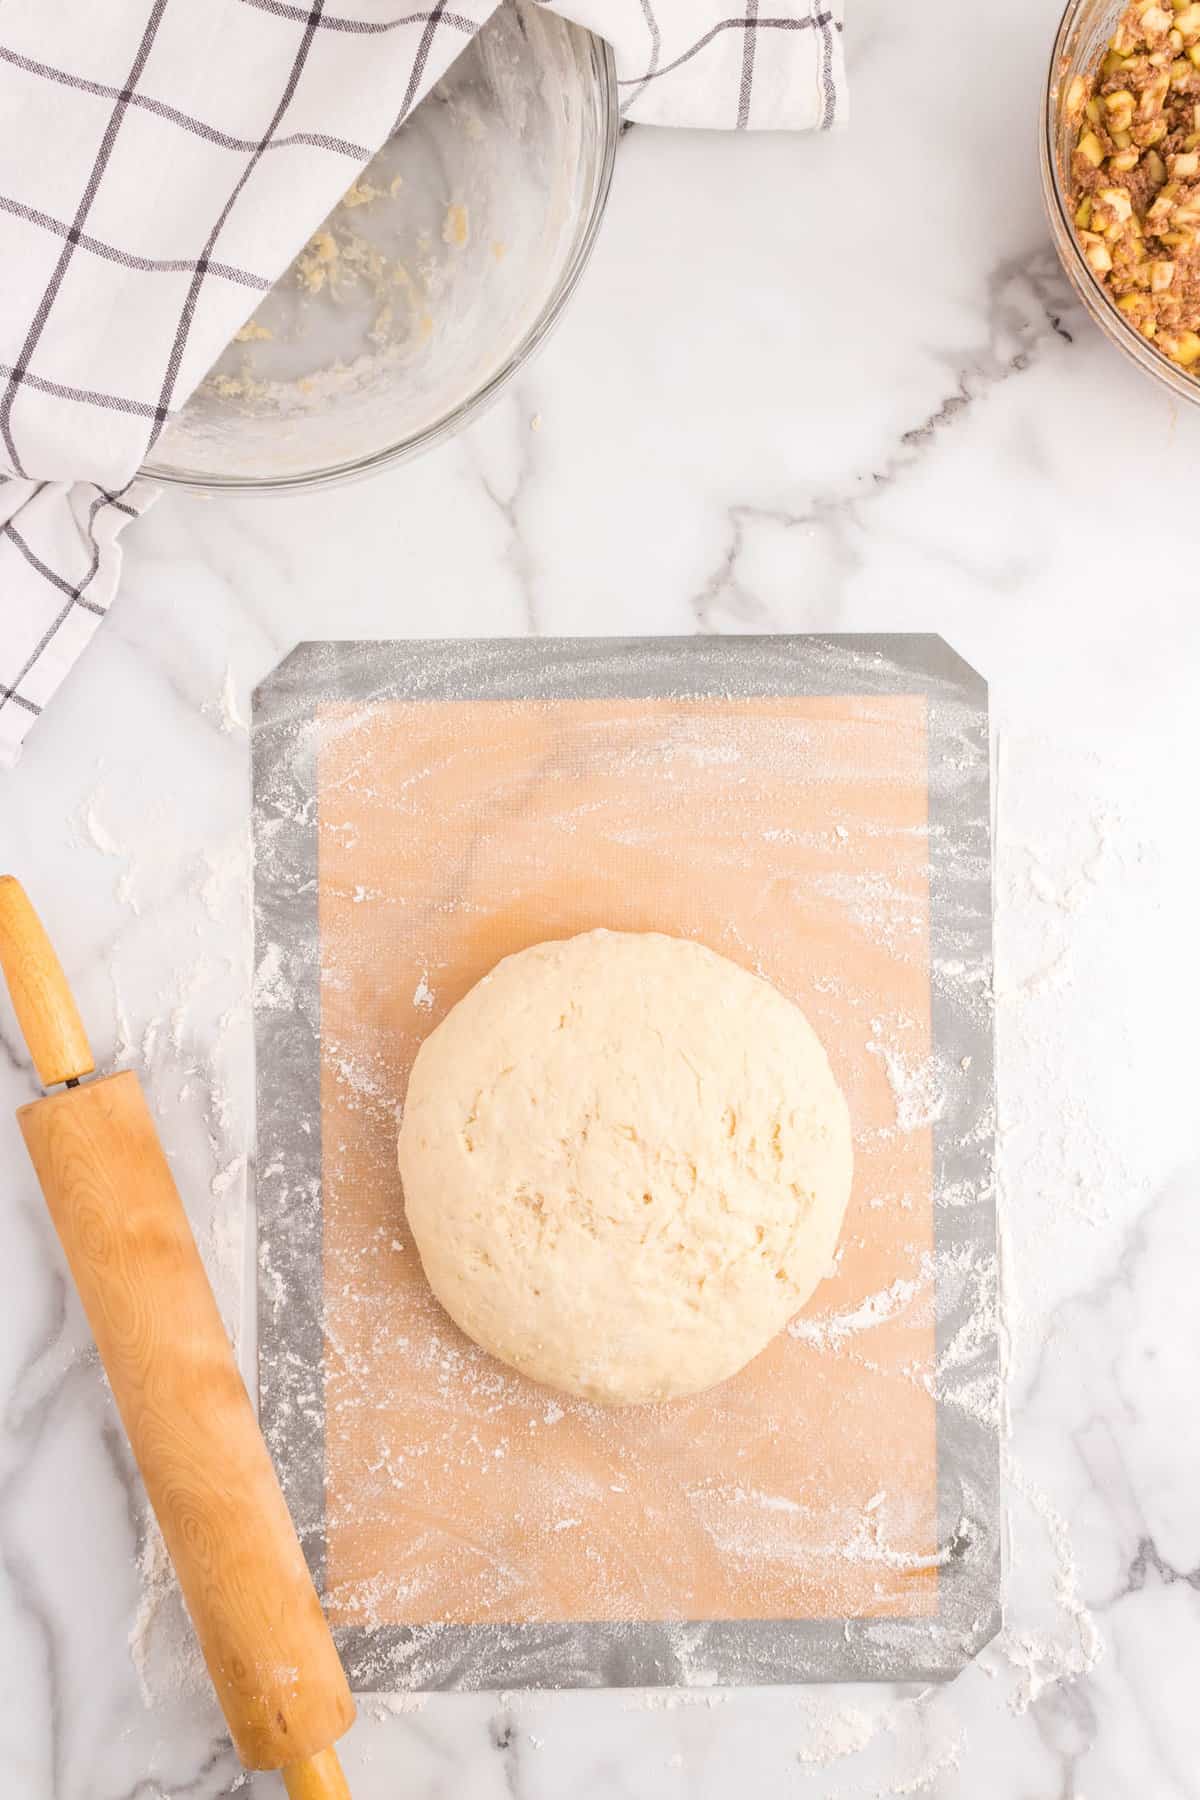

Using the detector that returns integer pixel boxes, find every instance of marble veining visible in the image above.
[2,0,1200,1791]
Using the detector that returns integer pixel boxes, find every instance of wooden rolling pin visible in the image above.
[0,876,355,1799]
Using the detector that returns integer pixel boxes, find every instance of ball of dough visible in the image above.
[398,931,853,1406]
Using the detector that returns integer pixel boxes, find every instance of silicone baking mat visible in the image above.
[252,637,998,1688]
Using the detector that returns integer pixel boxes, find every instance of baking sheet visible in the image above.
[252,636,998,1687]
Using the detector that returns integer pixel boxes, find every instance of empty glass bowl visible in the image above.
[147,3,617,492]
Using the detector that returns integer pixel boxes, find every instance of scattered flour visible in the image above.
[128,1515,207,1706]
[210,664,249,737]
[788,1257,933,1350]
[200,832,251,921]
[996,1452,1103,1712]
[115,864,141,915]
[624,1690,729,1712]
[211,1154,246,1202]
[867,1032,948,1135]
[208,1154,247,1332]
[80,783,147,918]
[110,963,135,1066]
[253,941,289,1009]
[81,796,123,857]
[885,1730,965,1796]
[996,943,1073,1003]
[795,1703,879,1763]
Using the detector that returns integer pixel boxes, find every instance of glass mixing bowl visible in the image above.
[1042,0,1200,406]
[147,4,617,493]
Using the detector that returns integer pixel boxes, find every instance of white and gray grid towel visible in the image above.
[0,1,846,767]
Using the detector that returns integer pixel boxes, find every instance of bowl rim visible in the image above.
[1041,0,1200,407]
[143,27,620,496]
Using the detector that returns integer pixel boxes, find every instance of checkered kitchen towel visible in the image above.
[0,1,846,766]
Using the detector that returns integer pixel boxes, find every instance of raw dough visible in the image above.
[397,931,853,1405]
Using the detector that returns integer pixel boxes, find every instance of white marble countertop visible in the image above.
[3,0,1200,1794]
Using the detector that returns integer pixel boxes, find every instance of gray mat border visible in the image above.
[253,635,998,1689]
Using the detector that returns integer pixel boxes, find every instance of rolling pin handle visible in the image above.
[0,876,95,1088]
[282,1747,353,1800]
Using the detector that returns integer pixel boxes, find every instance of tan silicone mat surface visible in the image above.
[315,693,937,1628]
